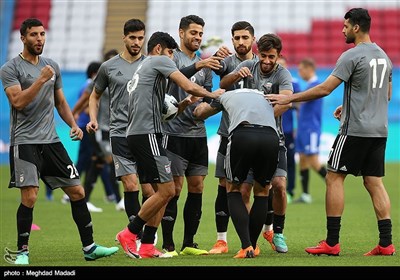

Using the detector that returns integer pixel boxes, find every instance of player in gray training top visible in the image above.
[208,20,258,254]
[267,8,395,257]
[220,33,293,254]
[87,19,153,225]
[161,15,215,257]
[0,18,118,265]
[115,31,224,259]
[194,88,279,258]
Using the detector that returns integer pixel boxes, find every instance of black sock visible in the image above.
[83,161,99,202]
[265,194,274,226]
[215,185,229,232]
[124,191,140,222]
[17,203,33,251]
[227,192,251,249]
[318,166,327,178]
[162,196,178,250]
[326,216,341,246]
[378,219,392,247]
[300,169,310,194]
[70,198,94,247]
[128,215,146,235]
[182,192,202,248]
[249,196,268,248]
[273,214,285,234]
[141,225,157,244]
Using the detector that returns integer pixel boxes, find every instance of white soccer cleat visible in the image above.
[86,202,103,213]
[115,199,125,211]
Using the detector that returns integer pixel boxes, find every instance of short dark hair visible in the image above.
[179,15,205,30]
[20,18,43,36]
[344,8,371,33]
[103,49,119,61]
[299,57,316,69]
[147,31,178,53]
[257,34,282,54]
[231,21,254,36]
[123,18,145,36]
[86,61,101,78]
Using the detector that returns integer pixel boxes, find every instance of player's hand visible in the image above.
[193,102,211,118]
[236,67,252,78]
[215,46,232,58]
[70,126,83,141]
[265,94,291,105]
[209,88,225,99]
[86,121,98,134]
[178,95,200,113]
[333,105,342,121]
[198,56,223,70]
[40,65,55,83]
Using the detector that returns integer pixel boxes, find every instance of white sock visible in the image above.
[263,224,273,232]
[83,243,95,252]
[217,232,227,242]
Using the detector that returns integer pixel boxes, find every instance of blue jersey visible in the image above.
[297,76,322,133]
[282,77,301,133]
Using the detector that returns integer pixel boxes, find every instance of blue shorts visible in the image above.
[295,130,321,155]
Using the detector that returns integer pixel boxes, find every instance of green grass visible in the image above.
[1,163,399,269]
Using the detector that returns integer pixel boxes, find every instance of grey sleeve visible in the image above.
[279,69,294,92]
[0,62,19,89]
[331,51,355,82]
[155,56,178,78]
[94,63,109,92]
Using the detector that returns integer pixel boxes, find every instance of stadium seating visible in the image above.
[6,0,400,70]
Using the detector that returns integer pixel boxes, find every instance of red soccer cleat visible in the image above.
[364,244,396,256]
[263,230,276,251]
[116,228,140,259]
[305,240,340,256]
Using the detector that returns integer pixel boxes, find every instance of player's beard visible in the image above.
[27,44,43,56]
[127,45,142,56]
[345,33,355,44]
[235,45,251,56]
[184,38,201,52]
[260,62,275,74]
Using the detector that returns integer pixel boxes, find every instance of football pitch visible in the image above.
[0,163,398,269]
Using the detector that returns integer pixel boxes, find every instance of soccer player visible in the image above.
[194,88,279,258]
[267,8,395,256]
[116,31,224,259]
[220,33,294,253]
[0,18,118,265]
[197,21,258,254]
[87,19,153,222]
[277,56,301,203]
[294,57,327,204]
[82,50,121,210]
[161,15,220,256]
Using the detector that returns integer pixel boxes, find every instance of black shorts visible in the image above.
[215,135,254,184]
[9,143,80,189]
[162,135,208,176]
[327,135,386,176]
[226,125,279,187]
[127,134,173,184]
